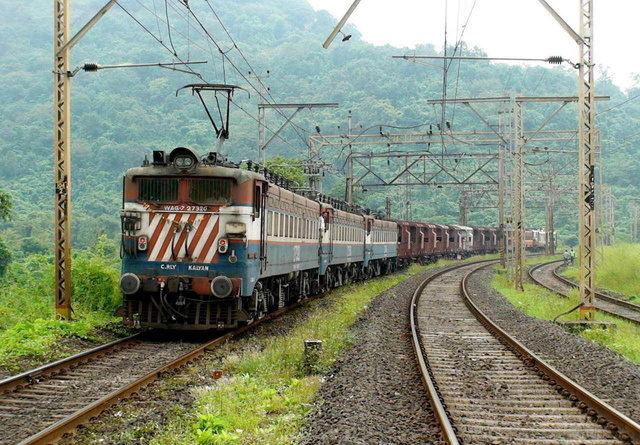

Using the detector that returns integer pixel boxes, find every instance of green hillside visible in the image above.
[0,0,638,254]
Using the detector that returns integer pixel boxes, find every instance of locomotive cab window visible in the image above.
[137,178,179,202]
[189,178,232,204]
[253,185,262,217]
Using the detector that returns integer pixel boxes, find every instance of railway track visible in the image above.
[410,260,640,444]
[0,294,320,445]
[529,260,640,325]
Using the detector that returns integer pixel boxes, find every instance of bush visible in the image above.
[0,237,121,332]
[72,236,121,313]
[21,237,48,256]
[0,237,10,277]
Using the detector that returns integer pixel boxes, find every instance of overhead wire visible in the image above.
[162,0,224,79]
[445,0,478,162]
[606,130,640,153]
[181,1,312,149]
[597,91,640,116]
[231,101,310,157]
[179,0,308,127]
[116,0,308,157]
[164,0,179,56]
[448,0,477,69]
[116,1,202,78]
[124,0,309,156]
[186,0,191,60]
[502,65,515,96]
[202,0,315,142]
[441,0,449,131]
[531,69,547,95]
[440,1,478,141]
[131,0,209,54]
[151,0,164,41]
[328,123,437,170]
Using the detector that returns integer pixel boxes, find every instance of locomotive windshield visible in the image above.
[137,178,179,202]
[135,177,232,204]
[189,178,232,204]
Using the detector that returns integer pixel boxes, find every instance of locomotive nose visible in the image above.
[120,273,141,295]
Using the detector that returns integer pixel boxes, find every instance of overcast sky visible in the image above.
[308,0,639,91]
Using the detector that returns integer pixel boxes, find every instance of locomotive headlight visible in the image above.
[120,273,141,295]
[169,147,199,172]
[173,155,197,171]
[137,236,148,251]
[211,276,233,298]
[218,238,229,254]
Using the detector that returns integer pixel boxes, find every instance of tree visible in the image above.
[564,235,579,248]
[0,239,10,277]
[265,156,307,187]
[0,190,12,276]
[0,191,11,222]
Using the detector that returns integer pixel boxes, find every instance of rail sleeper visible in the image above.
[415,262,626,444]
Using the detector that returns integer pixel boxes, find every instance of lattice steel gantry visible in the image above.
[53,0,119,319]
[54,0,72,319]
[536,0,598,321]
[577,0,597,321]
[512,97,525,291]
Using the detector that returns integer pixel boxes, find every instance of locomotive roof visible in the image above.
[449,225,474,231]
[396,220,451,229]
[124,164,265,183]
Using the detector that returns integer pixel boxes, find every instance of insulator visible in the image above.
[83,63,99,72]
[547,56,563,65]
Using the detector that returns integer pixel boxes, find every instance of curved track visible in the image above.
[0,293,322,445]
[529,260,640,325]
[410,260,640,444]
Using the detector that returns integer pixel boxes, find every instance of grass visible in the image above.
[0,238,122,371]
[493,267,640,363]
[0,316,115,372]
[149,259,469,445]
[562,244,640,298]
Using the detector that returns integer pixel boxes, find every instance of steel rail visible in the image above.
[409,259,498,444]
[15,292,326,445]
[551,263,640,312]
[529,260,640,325]
[0,333,142,394]
[463,263,640,443]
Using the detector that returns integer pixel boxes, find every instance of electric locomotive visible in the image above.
[119,147,398,330]
[118,146,518,330]
[120,147,269,329]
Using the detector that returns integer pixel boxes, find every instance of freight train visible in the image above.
[524,228,555,251]
[119,147,504,330]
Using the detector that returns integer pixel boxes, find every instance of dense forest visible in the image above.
[0,0,639,262]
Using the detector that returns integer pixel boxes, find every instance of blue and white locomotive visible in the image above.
[119,147,398,329]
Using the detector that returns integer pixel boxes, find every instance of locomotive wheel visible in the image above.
[325,269,334,290]
[344,268,351,286]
